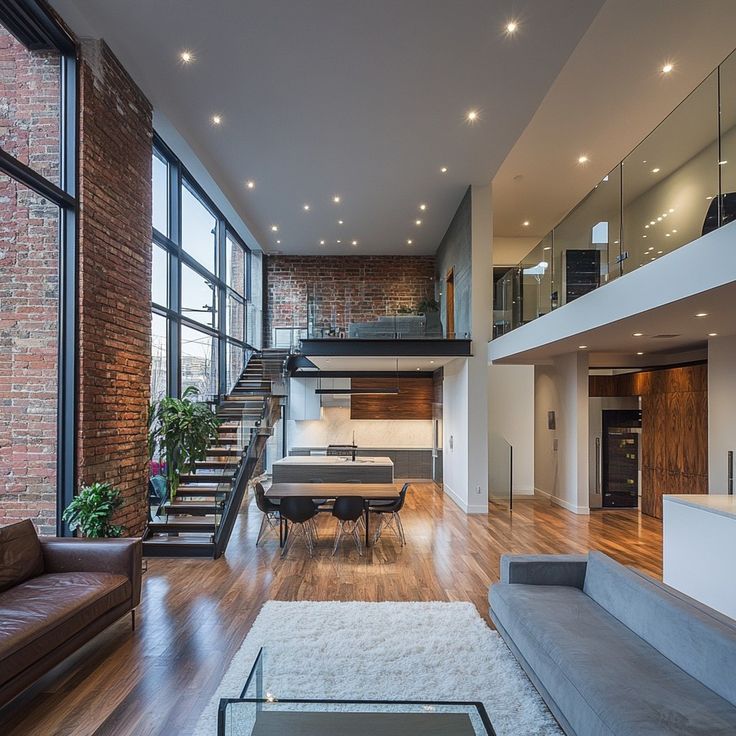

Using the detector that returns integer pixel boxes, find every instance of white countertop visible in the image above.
[663,494,736,521]
[273,456,394,467]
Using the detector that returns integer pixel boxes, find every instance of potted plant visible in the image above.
[148,386,221,500]
[417,297,441,336]
[62,482,125,538]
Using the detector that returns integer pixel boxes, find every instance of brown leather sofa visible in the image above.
[0,519,142,709]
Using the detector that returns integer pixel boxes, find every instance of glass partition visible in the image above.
[493,50,735,338]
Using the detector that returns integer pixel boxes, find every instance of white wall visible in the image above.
[534,353,590,514]
[708,335,736,493]
[286,407,433,449]
[488,364,535,495]
[442,358,472,510]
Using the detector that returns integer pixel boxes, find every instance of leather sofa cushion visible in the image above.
[490,582,736,735]
[0,520,44,593]
[0,572,131,686]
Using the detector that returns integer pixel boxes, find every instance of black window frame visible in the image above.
[0,0,78,535]
[151,133,260,402]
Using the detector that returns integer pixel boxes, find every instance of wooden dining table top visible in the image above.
[265,482,401,499]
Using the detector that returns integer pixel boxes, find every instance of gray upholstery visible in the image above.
[489,552,736,736]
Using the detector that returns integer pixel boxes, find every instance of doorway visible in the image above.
[445,268,455,339]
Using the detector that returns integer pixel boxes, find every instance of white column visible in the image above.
[708,335,736,493]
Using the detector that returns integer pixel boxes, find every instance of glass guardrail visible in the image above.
[494,48,736,338]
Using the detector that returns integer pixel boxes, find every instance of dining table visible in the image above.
[265,482,402,548]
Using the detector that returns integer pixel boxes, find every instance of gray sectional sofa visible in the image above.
[489,551,736,735]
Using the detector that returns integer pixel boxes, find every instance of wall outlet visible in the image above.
[476,485,482,495]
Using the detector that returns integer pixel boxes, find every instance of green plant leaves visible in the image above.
[62,482,125,538]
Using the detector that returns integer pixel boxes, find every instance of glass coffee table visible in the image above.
[218,648,496,735]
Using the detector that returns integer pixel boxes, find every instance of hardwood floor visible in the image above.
[1,484,663,736]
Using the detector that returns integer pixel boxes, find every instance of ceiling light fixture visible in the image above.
[662,62,674,74]
[336,239,341,243]
[695,312,708,318]
[440,166,448,173]
[303,204,310,211]
[419,203,427,211]
[246,180,255,189]
[333,195,341,203]
[180,50,194,63]
[505,20,519,34]
[276,239,281,244]
[709,333,718,337]
[211,114,222,125]
[578,345,588,349]
[338,219,344,225]
[351,240,357,246]
[637,352,644,356]
[523,220,530,227]
[668,208,675,212]
[415,219,422,225]
[651,167,660,173]
[633,332,644,337]
[467,109,479,123]
[271,225,278,232]
[719,160,728,166]
[319,239,325,245]
[407,239,413,245]
[578,155,589,164]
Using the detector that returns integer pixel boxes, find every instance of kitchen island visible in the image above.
[272,455,394,484]
[663,494,736,619]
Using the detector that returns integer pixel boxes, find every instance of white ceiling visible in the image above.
[51,0,603,255]
[493,0,736,239]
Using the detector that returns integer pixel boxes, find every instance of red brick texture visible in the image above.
[266,255,436,344]
[0,28,61,534]
[77,40,153,536]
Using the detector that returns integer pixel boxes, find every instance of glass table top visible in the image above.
[217,648,496,736]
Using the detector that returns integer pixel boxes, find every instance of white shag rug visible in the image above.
[193,600,561,736]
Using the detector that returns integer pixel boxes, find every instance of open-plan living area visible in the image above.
[3,1,736,734]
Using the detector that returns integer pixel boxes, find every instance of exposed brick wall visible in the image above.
[0,28,61,534]
[266,255,436,344]
[77,40,153,536]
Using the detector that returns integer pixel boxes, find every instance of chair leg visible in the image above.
[256,513,269,546]
[395,512,406,546]
[332,520,344,555]
[304,523,315,557]
[372,513,386,544]
[352,522,363,556]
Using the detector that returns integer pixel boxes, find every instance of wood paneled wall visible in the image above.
[590,364,708,519]
[350,377,433,420]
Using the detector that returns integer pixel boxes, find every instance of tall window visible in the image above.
[150,137,262,404]
[0,8,76,534]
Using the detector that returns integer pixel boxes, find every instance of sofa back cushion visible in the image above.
[583,550,736,707]
[0,520,44,593]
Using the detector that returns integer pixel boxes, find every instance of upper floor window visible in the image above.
[181,181,217,274]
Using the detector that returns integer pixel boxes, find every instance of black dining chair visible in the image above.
[254,482,280,546]
[279,496,319,557]
[369,482,409,546]
[331,496,365,556]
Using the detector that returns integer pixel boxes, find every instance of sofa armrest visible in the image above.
[500,554,588,588]
[40,537,142,607]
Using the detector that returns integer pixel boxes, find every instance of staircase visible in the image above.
[143,348,289,558]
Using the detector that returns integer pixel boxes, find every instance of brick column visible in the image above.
[77,40,153,536]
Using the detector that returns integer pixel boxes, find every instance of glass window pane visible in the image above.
[226,342,244,392]
[181,263,217,328]
[152,153,169,235]
[622,70,719,271]
[248,250,263,349]
[152,243,168,306]
[0,173,59,534]
[227,292,245,340]
[181,182,217,273]
[226,233,245,296]
[151,313,168,401]
[0,24,61,185]
[180,325,218,400]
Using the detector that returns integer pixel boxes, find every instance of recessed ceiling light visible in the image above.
[642,235,647,238]
[709,332,718,337]
[303,204,310,211]
[651,167,660,173]
[633,332,644,337]
[578,345,588,349]
[522,220,530,227]
[662,63,673,74]
[651,257,656,261]
[319,239,325,245]
[695,312,708,318]
[657,250,663,254]
[430,360,435,364]
[672,228,678,233]
[543,246,551,250]
[415,219,422,226]
[333,195,341,203]
[440,166,448,173]
[668,208,675,213]
[351,240,358,246]
[657,217,663,221]
[505,20,519,34]
[419,203,427,211]
[647,247,654,251]
[276,239,281,244]
[719,160,728,166]
[416,367,421,371]
[650,220,655,225]
[637,352,644,356]
[246,180,255,189]
[180,51,194,63]
[336,239,341,244]
[407,239,413,245]
[578,155,589,164]
[645,225,650,229]
[338,220,344,225]
[271,225,278,232]
[211,114,222,125]
[665,233,670,237]
[466,109,479,123]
